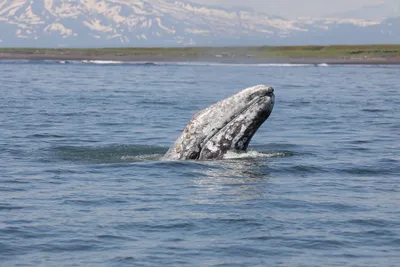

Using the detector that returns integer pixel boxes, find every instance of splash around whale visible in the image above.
[164,85,275,160]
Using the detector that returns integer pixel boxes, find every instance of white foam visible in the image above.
[255,63,310,67]
[120,154,163,161]
[81,60,124,64]
[318,63,329,67]
[223,150,289,159]
[172,62,312,67]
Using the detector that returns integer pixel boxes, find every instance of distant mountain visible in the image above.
[327,2,400,20]
[0,0,399,47]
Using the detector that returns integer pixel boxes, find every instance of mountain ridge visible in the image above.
[0,0,399,47]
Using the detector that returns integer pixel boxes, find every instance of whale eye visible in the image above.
[187,151,200,160]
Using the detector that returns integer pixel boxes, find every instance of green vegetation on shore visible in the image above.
[1,45,400,59]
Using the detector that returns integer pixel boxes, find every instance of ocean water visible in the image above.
[0,60,399,266]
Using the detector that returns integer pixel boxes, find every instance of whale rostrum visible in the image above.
[164,85,275,160]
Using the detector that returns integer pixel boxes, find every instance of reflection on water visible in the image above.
[191,158,272,203]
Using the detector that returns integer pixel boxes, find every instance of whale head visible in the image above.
[165,85,275,160]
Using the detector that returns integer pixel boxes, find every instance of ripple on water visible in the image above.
[341,166,398,176]
[361,108,387,113]
[37,239,104,253]
[96,234,137,242]
[348,218,394,228]
[115,221,197,233]
[62,197,129,207]
[0,204,24,211]
[112,256,137,264]
[49,145,167,164]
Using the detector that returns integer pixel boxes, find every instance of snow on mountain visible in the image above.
[327,1,400,20]
[0,0,398,47]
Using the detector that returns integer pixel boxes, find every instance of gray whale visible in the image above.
[164,85,275,160]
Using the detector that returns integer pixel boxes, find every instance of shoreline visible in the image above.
[1,52,400,65]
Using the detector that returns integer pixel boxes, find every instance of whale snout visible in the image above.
[265,87,274,96]
[260,86,274,106]
[254,86,274,107]
[258,86,274,98]
[246,85,274,102]
[265,87,275,104]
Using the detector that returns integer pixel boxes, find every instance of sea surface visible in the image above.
[0,60,399,267]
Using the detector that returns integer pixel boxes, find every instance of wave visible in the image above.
[80,60,158,66]
[77,61,316,67]
[255,63,311,67]
[223,150,293,159]
[50,145,167,164]
[172,62,314,67]
[120,154,163,162]
[81,60,124,64]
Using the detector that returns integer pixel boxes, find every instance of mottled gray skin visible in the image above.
[164,85,275,160]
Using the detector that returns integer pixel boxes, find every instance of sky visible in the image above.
[189,0,395,18]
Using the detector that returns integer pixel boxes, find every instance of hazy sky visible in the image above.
[189,0,392,18]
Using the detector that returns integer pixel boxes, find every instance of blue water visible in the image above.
[1,60,399,266]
